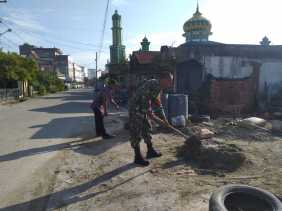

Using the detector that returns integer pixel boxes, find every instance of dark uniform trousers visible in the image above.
[129,111,153,148]
[93,107,106,136]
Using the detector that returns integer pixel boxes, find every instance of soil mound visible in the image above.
[182,136,246,172]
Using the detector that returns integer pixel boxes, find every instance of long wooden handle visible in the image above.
[134,113,191,140]
[151,115,190,139]
[167,125,190,139]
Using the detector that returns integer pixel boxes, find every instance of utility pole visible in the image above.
[95,52,98,90]
[0,0,11,50]
[0,28,11,51]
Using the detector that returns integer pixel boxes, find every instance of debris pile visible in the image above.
[183,136,246,172]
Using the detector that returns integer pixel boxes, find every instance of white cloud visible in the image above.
[201,0,282,44]
[2,8,46,32]
[0,8,49,48]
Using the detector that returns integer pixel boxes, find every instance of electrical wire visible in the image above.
[0,17,109,51]
[98,0,110,58]
[2,35,18,47]
[0,6,111,68]
[1,37,17,51]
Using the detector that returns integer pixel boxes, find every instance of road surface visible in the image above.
[0,88,95,209]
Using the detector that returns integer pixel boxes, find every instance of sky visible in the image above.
[0,0,282,70]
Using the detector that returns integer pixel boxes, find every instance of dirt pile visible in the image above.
[182,136,246,172]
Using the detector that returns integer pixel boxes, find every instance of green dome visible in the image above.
[183,5,212,42]
[142,36,149,42]
[112,10,121,19]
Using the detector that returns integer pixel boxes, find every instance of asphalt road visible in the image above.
[0,88,95,209]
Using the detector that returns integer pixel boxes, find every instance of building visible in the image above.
[107,10,129,86]
[130,4,282,114]
[19,44,87,85]
[88,69,102,79]
[71,63,84,83]
[19,43,62,73]
[110,10,126,64]
[88,69,96,79]
[81,66,88,79]
[129,37,163,89]
[174,4,282,114]
[55,55,72,81]
[129,36,177,94]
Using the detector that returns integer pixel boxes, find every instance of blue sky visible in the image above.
[0,0,282,69]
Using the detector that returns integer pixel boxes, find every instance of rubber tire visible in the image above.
[209,184,282,211]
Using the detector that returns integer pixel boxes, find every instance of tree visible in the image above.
[0,52,38,90]
[0,52,18,88]
[0,51,65,95]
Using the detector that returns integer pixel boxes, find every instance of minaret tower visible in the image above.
[110,10,126,64]
[140,36,150,51]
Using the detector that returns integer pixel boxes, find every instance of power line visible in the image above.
[98,0,110,58]
[0,17,107,50]
[1,21,108,52]
[0,11,110,66]
[2,37,17,51]
[2,36,18,47]
[0,19,29,43]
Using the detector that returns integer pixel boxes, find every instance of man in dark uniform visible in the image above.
[128,71,173,166]
[91,80,119,139]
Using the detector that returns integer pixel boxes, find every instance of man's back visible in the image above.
[92,87,111,108]
[129,79,161,114]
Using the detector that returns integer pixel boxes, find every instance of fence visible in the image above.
[0,88,20,101]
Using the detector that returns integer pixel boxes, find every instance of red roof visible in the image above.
[133,51,160,64]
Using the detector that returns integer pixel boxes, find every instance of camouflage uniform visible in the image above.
[128,79,166,148]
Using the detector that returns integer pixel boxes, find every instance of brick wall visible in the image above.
[209,76,256,115]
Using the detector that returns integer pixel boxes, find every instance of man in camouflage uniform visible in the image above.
[129,71,173,166]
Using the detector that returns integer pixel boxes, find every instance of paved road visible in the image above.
[0,88,95,209]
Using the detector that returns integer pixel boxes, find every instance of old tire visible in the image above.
[209,185,282,211]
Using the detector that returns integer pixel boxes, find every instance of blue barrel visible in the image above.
[168,94,188,122]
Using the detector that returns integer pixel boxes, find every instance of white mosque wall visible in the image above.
[259,62,282,95]
[203,56,253,79]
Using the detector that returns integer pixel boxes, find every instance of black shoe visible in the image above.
[146,148,162,159]
[134,157,150,166]
[134,146,150,166]
[102,134,115,139]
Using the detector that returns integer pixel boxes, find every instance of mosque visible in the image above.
[110,6,282,114]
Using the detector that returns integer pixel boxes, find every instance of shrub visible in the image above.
[38,85,46,95]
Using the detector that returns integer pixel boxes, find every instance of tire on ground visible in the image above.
[209,184,282,211]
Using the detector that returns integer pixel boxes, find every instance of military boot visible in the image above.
[146,143,162,159]
[134,146,149,166]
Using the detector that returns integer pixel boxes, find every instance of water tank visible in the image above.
[168,94,188,123]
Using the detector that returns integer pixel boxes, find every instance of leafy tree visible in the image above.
[0,51,65,95]
[0,52,38,89]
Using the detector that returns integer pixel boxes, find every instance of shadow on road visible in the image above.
[30,102,92,114]
[0,128,128,163]
[0,163,146,211]
[0,137,91,162]
[38,89,94,102]
[72,130,129,157]
[30,116,94,139]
